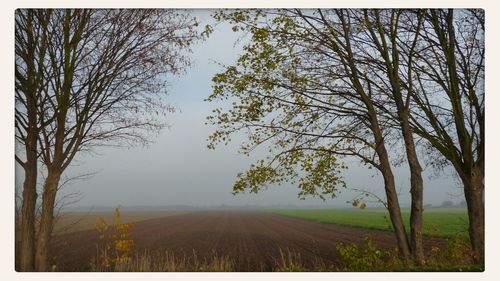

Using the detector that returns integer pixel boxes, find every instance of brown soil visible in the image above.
[51,211,444,271]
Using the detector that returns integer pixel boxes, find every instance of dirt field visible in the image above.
[51,211,443,271]
[52,211,187,234]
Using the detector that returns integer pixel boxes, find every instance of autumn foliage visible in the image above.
[94,207,134,269]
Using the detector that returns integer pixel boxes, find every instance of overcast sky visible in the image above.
[49,10,463,209]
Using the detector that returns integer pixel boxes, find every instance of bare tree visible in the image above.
[15,9,202,271]
[359,9,426,264]
[15,10,52,271]
[407,9,484,262]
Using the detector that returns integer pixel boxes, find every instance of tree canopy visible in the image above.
[206,8,484,261]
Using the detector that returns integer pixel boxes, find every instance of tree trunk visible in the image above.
[408,164,424,264]
[379,160,412,260]
[18,159,37,271]
[401,120,425,264]
[18,128,38,271]
[17,13,40,270]
[34,171,60,271]
[370,117,412,260]
[462,166,484,264]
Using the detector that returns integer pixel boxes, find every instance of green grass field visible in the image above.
[270,208,469,238]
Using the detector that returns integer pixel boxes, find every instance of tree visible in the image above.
[406,9,484,262]
[440,201,454,208]
[15,9,202,271]
[207,9,484,264]
[207,9,417,259]
[15,10,52,271]
[352,9,427,263]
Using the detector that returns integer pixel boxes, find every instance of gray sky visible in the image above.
[58,10,462,209]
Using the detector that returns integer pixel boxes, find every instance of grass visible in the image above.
[53,211,187,234]
[269,208,469,238]
[87,245,481,272]
[90,250,234,272]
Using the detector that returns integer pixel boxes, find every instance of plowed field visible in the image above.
[51,211,443,271]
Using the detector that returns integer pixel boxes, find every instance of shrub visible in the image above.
[335,235,398,271]
[335,234,482,272]
[425,235,482,271]
[94,207,134,270]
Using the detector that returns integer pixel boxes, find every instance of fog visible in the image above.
[46,11,462,210]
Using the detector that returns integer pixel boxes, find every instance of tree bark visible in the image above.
[34,171,60,271]
[400,119,425,264]
[17,73,39,271]
[462,165,484,263]
[18,148,37,271]
[378,150,412,260]
[369,112,412,260]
